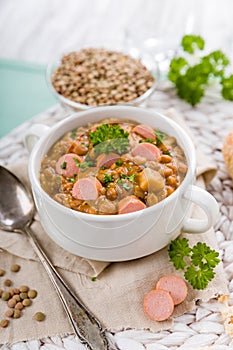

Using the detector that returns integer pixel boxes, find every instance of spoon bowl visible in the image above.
[0,166,34,231]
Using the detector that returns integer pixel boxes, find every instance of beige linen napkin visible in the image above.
[0,109,228,344]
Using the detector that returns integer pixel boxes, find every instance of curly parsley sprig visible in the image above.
[89,123,130,155]
[168,34,233,106]
[168,238,220,290]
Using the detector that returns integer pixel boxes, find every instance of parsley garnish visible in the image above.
[73,158,80,166]
[115,159,123,166]
[139,138,154,144]
[163,150,171,156]
[168,34,233,106]
[103,174,114,184]
[66,175,77,182]
[60,161,67,170]
[73,157,94,169]
[89,123,130,155]
[181,34,205,54]
[168,238,220,290]
[120,173,136,183]
[154,129,165,146]
[70,128,77,140]
[91,276,97,281]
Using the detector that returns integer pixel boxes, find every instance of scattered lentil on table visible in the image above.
[0,265,40,329]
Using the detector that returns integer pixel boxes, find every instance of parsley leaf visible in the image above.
[168,237,220,290]
[181,34,205,53]
[103,174,114,184]
[115,159,123,166]
[73,157,94,169]
[120,173,136,183]
[73,158,80,166]
[154,129,165,146]
[66,175,77,182]
[168,34,232,105]
[168,57,188,84]
[191,242,220,269]
[168,238,191,270]
[89,124,130,155]
[221,75,233,101]
[70,128,77,140]
[139,138,154,144]
[60,161,67,170]
[163,150,171,156]
[185,266,215,290]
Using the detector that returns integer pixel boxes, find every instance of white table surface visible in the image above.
[1,1,233,349]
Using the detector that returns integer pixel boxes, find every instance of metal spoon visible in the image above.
[0,166,110,350]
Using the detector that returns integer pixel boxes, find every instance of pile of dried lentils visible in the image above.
[51,48,155,106]
[0,265,45,328]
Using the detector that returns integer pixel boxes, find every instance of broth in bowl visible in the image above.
[40,119,187,215]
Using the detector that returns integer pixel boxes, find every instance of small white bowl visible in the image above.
[25,106,219,261]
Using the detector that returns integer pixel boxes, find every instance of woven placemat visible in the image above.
[0,81,233,349]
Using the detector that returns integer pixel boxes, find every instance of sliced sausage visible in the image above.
[133,124,156,141]
[72,177,102,201]
[155,274,188,306]
[96,153,120,169]
[143,289,174,321]
[118,195,146,214]
[132,143,160,161]
[56,153,83,178]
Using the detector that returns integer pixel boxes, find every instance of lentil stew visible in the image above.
[40,119,188,215]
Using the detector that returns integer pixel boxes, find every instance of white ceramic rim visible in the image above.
[28,106,196,222]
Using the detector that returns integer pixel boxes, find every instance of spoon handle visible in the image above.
[24,226,110,350]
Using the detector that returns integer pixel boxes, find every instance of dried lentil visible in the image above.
[11,264,20,272]
[34,312,45,322]
[0,319,9,328]
[52,48,155,106]
[13,310,21,319]
[7,298,16,308]
[12,294,21,302]
[19,285,29,293]
[5,309,14,318]
[28,289,37,299]
[19,292,28,300]
[4,279,12,287]
[15,302,23,310]
[22,298,31,307]
[1,292,10,301]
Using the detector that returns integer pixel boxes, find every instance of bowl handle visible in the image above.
[24,124,50,153]
[182,185,219,233]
